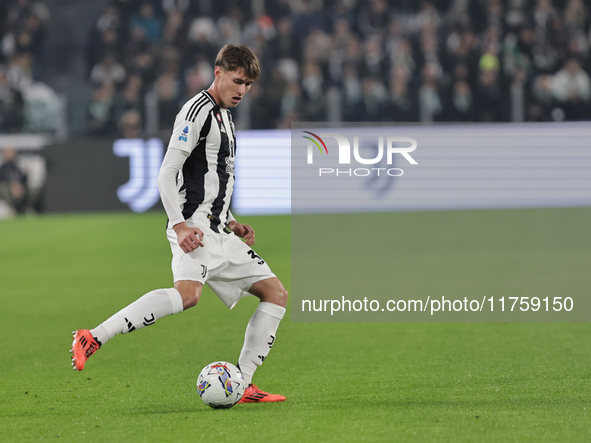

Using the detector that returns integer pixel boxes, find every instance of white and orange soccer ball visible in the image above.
[197,361,245,408]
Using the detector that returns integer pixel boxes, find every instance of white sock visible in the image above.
[91,288,184,345]
[238,302,286,385]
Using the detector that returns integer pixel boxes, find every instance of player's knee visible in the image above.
[182,293,200,310]
[279,287,289,307]
[272,284,288,308]
[250,278,288,307]
[175,281,202,310]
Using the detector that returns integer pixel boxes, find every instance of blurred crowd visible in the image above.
[0,1,53,217]
[0,146,44,217]
[0,0,63,134]
[1,0,591,138]
[84,0,591,135]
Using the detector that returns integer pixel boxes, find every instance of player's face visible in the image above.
[215,67,253,108]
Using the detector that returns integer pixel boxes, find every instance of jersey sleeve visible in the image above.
[167,96,211,154]
[157,147,189,228]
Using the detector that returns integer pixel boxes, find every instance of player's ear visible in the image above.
[214,66,222,78]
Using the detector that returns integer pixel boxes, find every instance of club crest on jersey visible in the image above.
[179,126,189,142]
[216,113,221,122]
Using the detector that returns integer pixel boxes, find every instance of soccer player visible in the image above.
[71,44,288,403]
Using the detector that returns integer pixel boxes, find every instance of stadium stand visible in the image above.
[76,0,591,136]
[0,0,589,137]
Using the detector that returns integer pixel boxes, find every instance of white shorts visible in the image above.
[167,217,276,309]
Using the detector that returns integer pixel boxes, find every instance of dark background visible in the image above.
[43,138,162,212]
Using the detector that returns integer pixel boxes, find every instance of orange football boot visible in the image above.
[238,384,286,403]
[70,329,100,371]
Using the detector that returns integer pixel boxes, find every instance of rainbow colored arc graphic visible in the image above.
[302,131,328,155]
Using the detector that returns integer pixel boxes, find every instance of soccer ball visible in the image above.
[197,361,245,408]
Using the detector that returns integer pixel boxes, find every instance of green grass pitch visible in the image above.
[1,209,591,442]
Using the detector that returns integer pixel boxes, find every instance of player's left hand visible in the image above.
[228,221,255,246]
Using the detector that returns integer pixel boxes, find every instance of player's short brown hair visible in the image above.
[214,44,261,82]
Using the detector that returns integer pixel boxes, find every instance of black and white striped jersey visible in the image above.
[167,90,236,233]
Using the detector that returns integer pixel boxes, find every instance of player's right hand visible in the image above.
[174,223,204,253]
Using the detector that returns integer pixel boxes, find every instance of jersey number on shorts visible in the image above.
[247,249,265,265]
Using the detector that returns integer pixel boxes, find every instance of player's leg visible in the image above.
[237,277,288,402]
[207,234,287,401]
[175,280,203,309]
[71,281,202,370]
[248,277,289,307]
[72,222,213,371]
[92,280,201,342]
